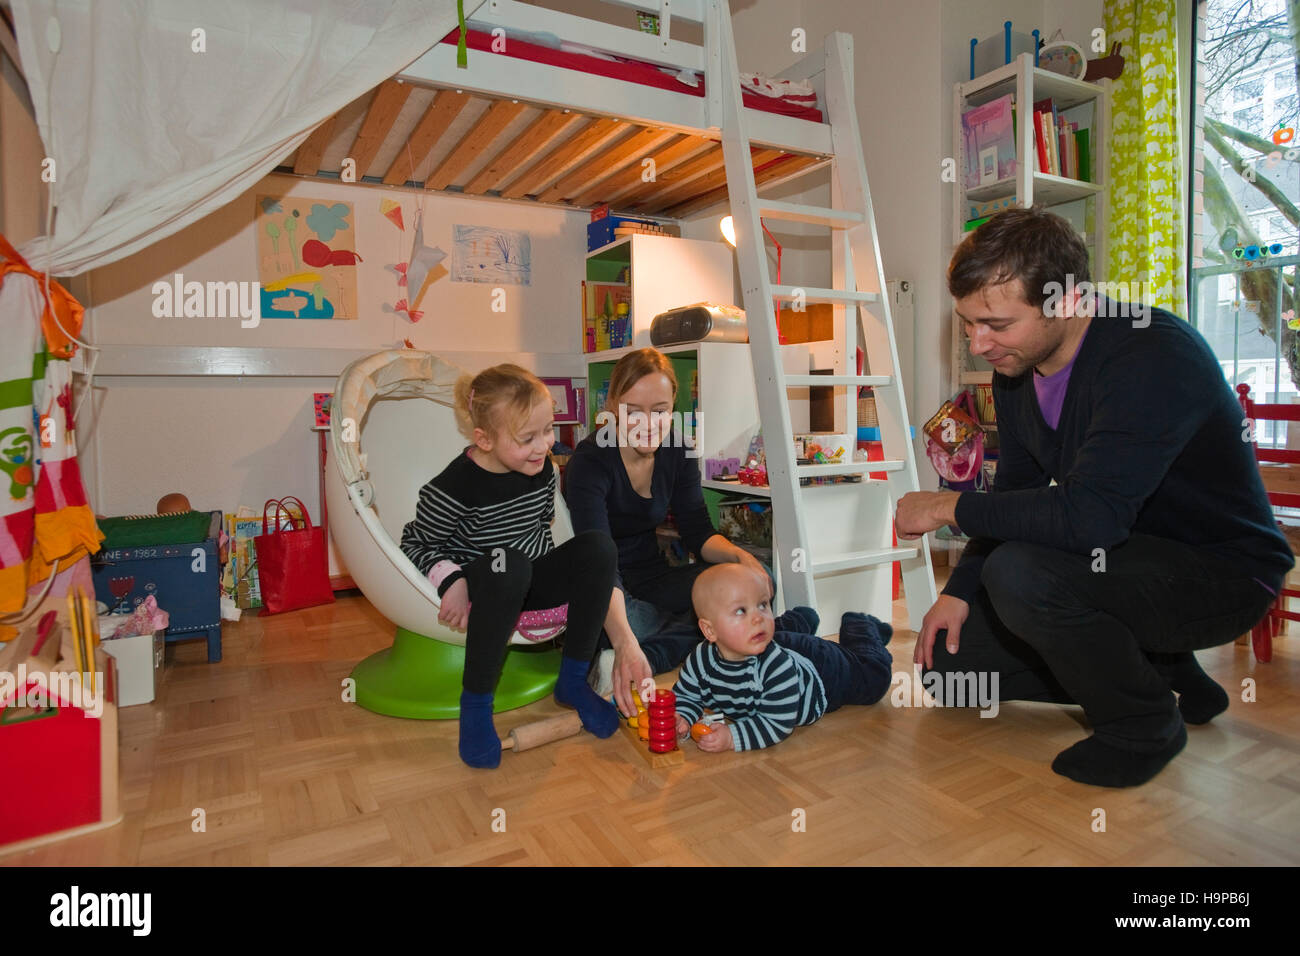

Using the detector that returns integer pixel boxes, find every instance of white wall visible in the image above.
[83,172,590,536]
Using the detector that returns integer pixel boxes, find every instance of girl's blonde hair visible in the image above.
[605,348,678,412]
[454,364,552,441]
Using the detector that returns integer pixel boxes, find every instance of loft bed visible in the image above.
[278,0,835,220]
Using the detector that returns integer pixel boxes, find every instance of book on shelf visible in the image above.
[581,281,633,353]
[1031,97,1094,183]
[961,93,1017,189]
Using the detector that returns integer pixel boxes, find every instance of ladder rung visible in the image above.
[785,374,892,387]
[813,546,919,574]
[771,285,879,305]
[758,201,865,228]
[796,460,905,476]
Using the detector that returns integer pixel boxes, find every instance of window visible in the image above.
[1234,104,1265,130]
[1191,0,1300,417]
[1236,77,1265,100]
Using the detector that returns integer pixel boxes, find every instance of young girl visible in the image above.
[400,364,619,768]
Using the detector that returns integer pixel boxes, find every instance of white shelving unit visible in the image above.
[583,234,735,352]
[951,52,1111,388]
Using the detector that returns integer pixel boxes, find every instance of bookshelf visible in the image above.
[582,233,734,354]
[951,51,1111,388]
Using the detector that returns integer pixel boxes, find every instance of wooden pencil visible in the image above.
[67,591,84,676]
[79,586,97,696]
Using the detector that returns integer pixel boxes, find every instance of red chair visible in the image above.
[1237,383,1300,662]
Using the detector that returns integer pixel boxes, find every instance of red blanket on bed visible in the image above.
[439,28,823,122]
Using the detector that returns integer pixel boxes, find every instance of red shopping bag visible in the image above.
[254,497,334,615]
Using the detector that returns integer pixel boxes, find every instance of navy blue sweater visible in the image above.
[563,431,716,592]
[946,299,1294,603]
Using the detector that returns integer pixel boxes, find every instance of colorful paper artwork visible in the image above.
[382,207,448,324]
[313,392,332,427]
[380,199,405,231]
[256,195,360,319]
[452,225,531,285]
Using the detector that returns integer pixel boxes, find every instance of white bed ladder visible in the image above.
[706,2,937,632]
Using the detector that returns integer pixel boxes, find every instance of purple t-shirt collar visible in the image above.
[1033,325,1091,430]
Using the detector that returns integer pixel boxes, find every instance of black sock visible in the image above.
[1148,652,1229,725]
[1051,724,1187,788]
[775,605,819,635]
[839,611,892,647]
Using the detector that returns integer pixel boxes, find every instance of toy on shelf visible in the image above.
[705,456,741,481]
[969,21,1039,80]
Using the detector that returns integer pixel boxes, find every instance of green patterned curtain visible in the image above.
[1104,0,1186,315]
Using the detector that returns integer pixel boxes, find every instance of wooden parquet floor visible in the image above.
[5,568,1299,866]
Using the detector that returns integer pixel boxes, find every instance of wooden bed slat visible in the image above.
[572,134,717,207]
[500,118,632,200]
[615,144,730,209]
[634,146,785,214]
[536,126,679,204]
[462,109,577,195]
[293,115,337,176]
[664,153,825,218]
[382,89,472,186]
[637,148,784,215]
[347,79,413,179]
[426,99,527,191]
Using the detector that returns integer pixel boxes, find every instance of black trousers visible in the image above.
[460,530,617,694]
[924,534,1275,751]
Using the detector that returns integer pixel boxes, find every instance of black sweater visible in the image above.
[946,299,1294,603]
[399,450,555,595]
[563,432,716,591]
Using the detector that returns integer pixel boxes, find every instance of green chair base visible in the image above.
[351,626,561,719]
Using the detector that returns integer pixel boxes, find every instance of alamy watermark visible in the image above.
[0,665,104,718]
[592,405,700,458]
[152,273,261,328]
[890,667,1000,718]
[1042,275,1152,328]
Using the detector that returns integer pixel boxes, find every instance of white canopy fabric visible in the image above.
[11,0,465,276]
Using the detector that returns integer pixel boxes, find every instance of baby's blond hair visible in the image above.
[454,364,552,441]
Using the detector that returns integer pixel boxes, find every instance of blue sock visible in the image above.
[553,656,619,738]
[458,690,501,769]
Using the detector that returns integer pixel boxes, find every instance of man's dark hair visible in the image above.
[947,206,1090,311]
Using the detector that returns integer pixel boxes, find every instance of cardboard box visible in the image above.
[100,626,164,707]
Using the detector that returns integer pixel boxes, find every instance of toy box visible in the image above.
[0,613,121,851]
[91,510,223,662]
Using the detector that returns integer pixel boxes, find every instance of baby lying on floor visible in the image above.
[672,563,893,752]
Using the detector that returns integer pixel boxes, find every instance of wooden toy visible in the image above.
[618,683,684,768]
[500,712,583,753]
[648,688,678,754]
[0,608,121,851]
[634,683,651,741]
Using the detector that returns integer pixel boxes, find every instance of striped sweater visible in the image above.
[672,641,827,751]
[400,449,556,595]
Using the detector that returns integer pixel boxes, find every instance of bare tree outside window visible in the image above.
[1195,0,1300,394]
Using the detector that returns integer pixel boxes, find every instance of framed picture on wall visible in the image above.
[542,378,581,424]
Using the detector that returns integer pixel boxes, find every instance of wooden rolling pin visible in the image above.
[501,712,584,753]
